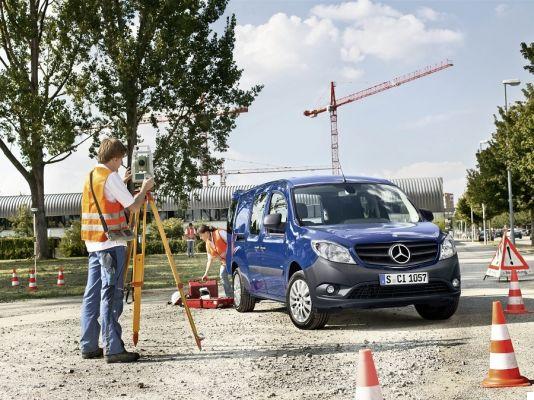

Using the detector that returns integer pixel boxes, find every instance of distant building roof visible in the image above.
[0,177,444,217]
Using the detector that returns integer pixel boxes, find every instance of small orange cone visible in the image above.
[355,349,384,400]
[505,270,528,314]
[11,269,20,287]
[28,268,37,291]
[482,301,531,388]
[56,268,65,287]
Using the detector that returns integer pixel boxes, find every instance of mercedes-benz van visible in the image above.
[226,176,460,329]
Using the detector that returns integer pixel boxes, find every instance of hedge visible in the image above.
[0,237,58,260]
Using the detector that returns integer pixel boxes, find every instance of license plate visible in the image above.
[379,272,428,286]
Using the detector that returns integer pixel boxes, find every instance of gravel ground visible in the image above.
[0,242,533,400]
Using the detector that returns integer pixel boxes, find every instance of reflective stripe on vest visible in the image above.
[207,230,227,261]
[81,167,128,242]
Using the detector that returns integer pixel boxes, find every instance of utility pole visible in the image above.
[502,79,521,244]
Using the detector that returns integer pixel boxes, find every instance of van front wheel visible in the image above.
[286,272,329,329]
[233,268,255,312]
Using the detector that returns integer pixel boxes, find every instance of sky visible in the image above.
[1,0,533,202]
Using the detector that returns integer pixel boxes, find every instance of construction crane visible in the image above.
[218,165,331,186]
[304,59,454,175]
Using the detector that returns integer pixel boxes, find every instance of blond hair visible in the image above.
[97,138,127,164]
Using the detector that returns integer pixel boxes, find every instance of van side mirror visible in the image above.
[263,213,282,229]
[419,208,434,222]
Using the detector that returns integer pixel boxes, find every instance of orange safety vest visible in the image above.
[207,229,227,261]
[81,166,128,242]
[185,226,196,239]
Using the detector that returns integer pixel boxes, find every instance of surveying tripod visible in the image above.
[124,192,203,350]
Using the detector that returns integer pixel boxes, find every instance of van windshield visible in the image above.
[293,183,420,226]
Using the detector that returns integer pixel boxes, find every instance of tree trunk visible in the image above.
[28,165,49,259]
[531,209,534,246]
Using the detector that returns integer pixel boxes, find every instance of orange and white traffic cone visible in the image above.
[355,349,384,400]
[505,270,528,314]
[56,268,65,287]
[11,269,20,287]
[28,268,37,291]
[482,301,531,388]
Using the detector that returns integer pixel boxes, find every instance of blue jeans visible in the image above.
[186,240,195,256]
[220,264,233,298]
[80,246,126,356]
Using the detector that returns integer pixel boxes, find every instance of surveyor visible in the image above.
[185,223,197,257]
[199,225,233,298]
[80,138,154,363]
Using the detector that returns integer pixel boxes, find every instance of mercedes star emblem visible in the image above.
[389,243,411,264]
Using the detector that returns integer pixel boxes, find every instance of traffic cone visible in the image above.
[56,268,65,287]
[11,269,20,287]
[28,268,37,291]
[482,301,531,388]
[355,349,384,400]
[505,270,528,314]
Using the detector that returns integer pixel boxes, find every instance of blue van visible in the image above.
[226,176,460,329]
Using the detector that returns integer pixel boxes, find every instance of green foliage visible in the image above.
[455,195,482,224]
[0,0,97,258]
[58,221,87,257]
[196,240,206,253]
[0,237,56,260]
[144,239,205,255]
[492,211,531,228]
[85,0,261,202]
[432,218,446,231]
[147,217,185,241]
[8,205,33,237]
[465,43,534,229]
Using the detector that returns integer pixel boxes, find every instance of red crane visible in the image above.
[303,59,454,175]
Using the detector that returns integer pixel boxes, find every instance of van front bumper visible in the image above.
[303,255,461,312]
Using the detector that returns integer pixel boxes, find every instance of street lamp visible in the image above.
[502,78,521,244]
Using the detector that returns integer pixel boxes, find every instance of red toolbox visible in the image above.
[183,297,234,309]
[188,279,218,298]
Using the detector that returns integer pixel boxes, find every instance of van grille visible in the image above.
[348,282,451,300]
[354,241,438,268]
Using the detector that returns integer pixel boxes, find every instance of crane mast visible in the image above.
[304,59,454,175]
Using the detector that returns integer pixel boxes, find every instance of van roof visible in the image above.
[237,176,394,196]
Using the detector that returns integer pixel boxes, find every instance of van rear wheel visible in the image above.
[233,268,255,312]
[286,272,329,329]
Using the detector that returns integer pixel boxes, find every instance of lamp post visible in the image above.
[502,78,521,244]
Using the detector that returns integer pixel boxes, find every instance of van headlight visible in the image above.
[311,241,356,264]
[439,235,456,260]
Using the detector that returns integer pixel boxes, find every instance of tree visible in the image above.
[8,205,33,237]
[87,0,261,201]
[455,195,482,225]
[0,0,96,258]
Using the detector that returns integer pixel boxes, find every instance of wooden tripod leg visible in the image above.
[148,196,203,350]
[132,203,147,346]
[123,212,138,287]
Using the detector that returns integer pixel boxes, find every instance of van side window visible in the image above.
[267,192,287,234]
[250,192,268,235]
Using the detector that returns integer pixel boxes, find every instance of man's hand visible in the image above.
[141,177,155,193]
[123,168,132,184]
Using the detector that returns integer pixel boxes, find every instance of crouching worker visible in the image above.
[80,138,154,363]
[199,225,233,298]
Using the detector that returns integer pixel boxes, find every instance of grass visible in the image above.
[0,253,208,303]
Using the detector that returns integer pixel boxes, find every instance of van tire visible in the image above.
[233,268,255,312]
[415,296,459,320]
[286,272,329,329]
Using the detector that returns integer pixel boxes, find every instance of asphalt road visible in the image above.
[0,241,533,400]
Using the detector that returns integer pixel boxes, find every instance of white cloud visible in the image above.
[311,0,401,21]
[417,7,440,22]
[495,4,510,17]
[403,110,472,130]
[235,1,462,85]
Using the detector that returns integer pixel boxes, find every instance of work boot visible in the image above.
[82,348,104,359]
[105,351,140,364]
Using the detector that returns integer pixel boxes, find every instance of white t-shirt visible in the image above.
[85,164,135,253]
[207,230,228,263]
